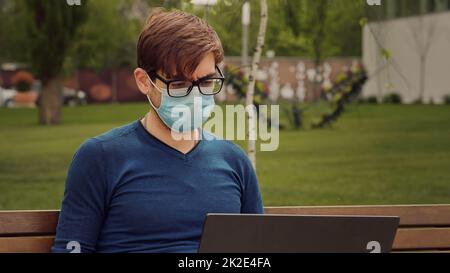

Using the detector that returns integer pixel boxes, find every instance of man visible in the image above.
[52,8,263,253]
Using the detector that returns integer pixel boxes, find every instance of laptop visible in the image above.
[198,214,400,253]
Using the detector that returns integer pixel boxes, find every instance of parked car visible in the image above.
[63,87,87,106]
[2,86,87,108]
[35,87,88,107]
[0,87,18,108]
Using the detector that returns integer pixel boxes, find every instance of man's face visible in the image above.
[136,52,217,108]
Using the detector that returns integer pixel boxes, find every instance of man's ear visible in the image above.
[134,68,151,95]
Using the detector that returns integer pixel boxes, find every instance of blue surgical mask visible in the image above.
[145,74,215,133]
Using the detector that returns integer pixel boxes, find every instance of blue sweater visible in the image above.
[51,119,264,253]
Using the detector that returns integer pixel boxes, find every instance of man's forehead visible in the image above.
[193,68,217,80]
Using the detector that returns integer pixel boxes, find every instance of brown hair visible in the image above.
[137,8,224,81]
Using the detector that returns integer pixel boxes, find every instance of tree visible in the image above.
[65,0,183,103]
[246,0,268,170]
[22,0,89,125]
[279,0,363,58]
[183,0,363,58]
[0,1,30,64]
[68,0,143,103]
[278,0,363,99]
[305,0,328,97]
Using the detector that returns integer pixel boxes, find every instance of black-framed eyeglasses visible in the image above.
[147,65,225,98]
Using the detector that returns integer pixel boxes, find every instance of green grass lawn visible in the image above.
[0,103,449,210]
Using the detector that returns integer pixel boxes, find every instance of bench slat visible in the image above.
[264,205,450,227]
[1,230,448,253]
[0,236,55,253]
[393,228,450,250]
[1,206,449,252]
[0,210,59,235]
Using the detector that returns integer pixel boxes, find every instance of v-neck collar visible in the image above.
[135,119,205,161]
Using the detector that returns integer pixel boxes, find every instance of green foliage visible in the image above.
[192,0,243,56]
[195,0,363,57]
[360,95,379,104]
[0,1,30,63]
[67,0,142,72]
[223,64,269,104]
[381,48,392,60]
[0,0,365,77]
[22,0,89,82]
[359,17,368,27]
[312,67,368,128]
[444,95,450,105]
[382,93,402,104]
[278,0,363,58]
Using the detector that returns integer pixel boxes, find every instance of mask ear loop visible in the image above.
[146,74,163,94]
[145,73,163,111]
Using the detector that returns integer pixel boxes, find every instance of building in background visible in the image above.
[363,0,450,103]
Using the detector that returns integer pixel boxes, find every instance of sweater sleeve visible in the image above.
[239,151,264,214]
[51,138,107,253]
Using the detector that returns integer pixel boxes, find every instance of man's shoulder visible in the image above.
[75,120,139,157]
[202,131,249,162]
[92,120,139,144]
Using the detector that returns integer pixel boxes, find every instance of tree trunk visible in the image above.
[312,0,327,102]
[419,55,426,102]
[245,0,268,170]
[313,59,322,101]
[38,77,63,125]
[111,69,118,104]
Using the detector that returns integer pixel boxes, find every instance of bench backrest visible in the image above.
[265,205,450,252]
[0,210,59,253]
[0,205,449,253]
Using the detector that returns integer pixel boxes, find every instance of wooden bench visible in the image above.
[0,204,449,253]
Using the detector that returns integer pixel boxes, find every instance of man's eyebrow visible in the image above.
[197,71,218,81]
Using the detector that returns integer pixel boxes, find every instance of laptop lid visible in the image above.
[198,214,399,253]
